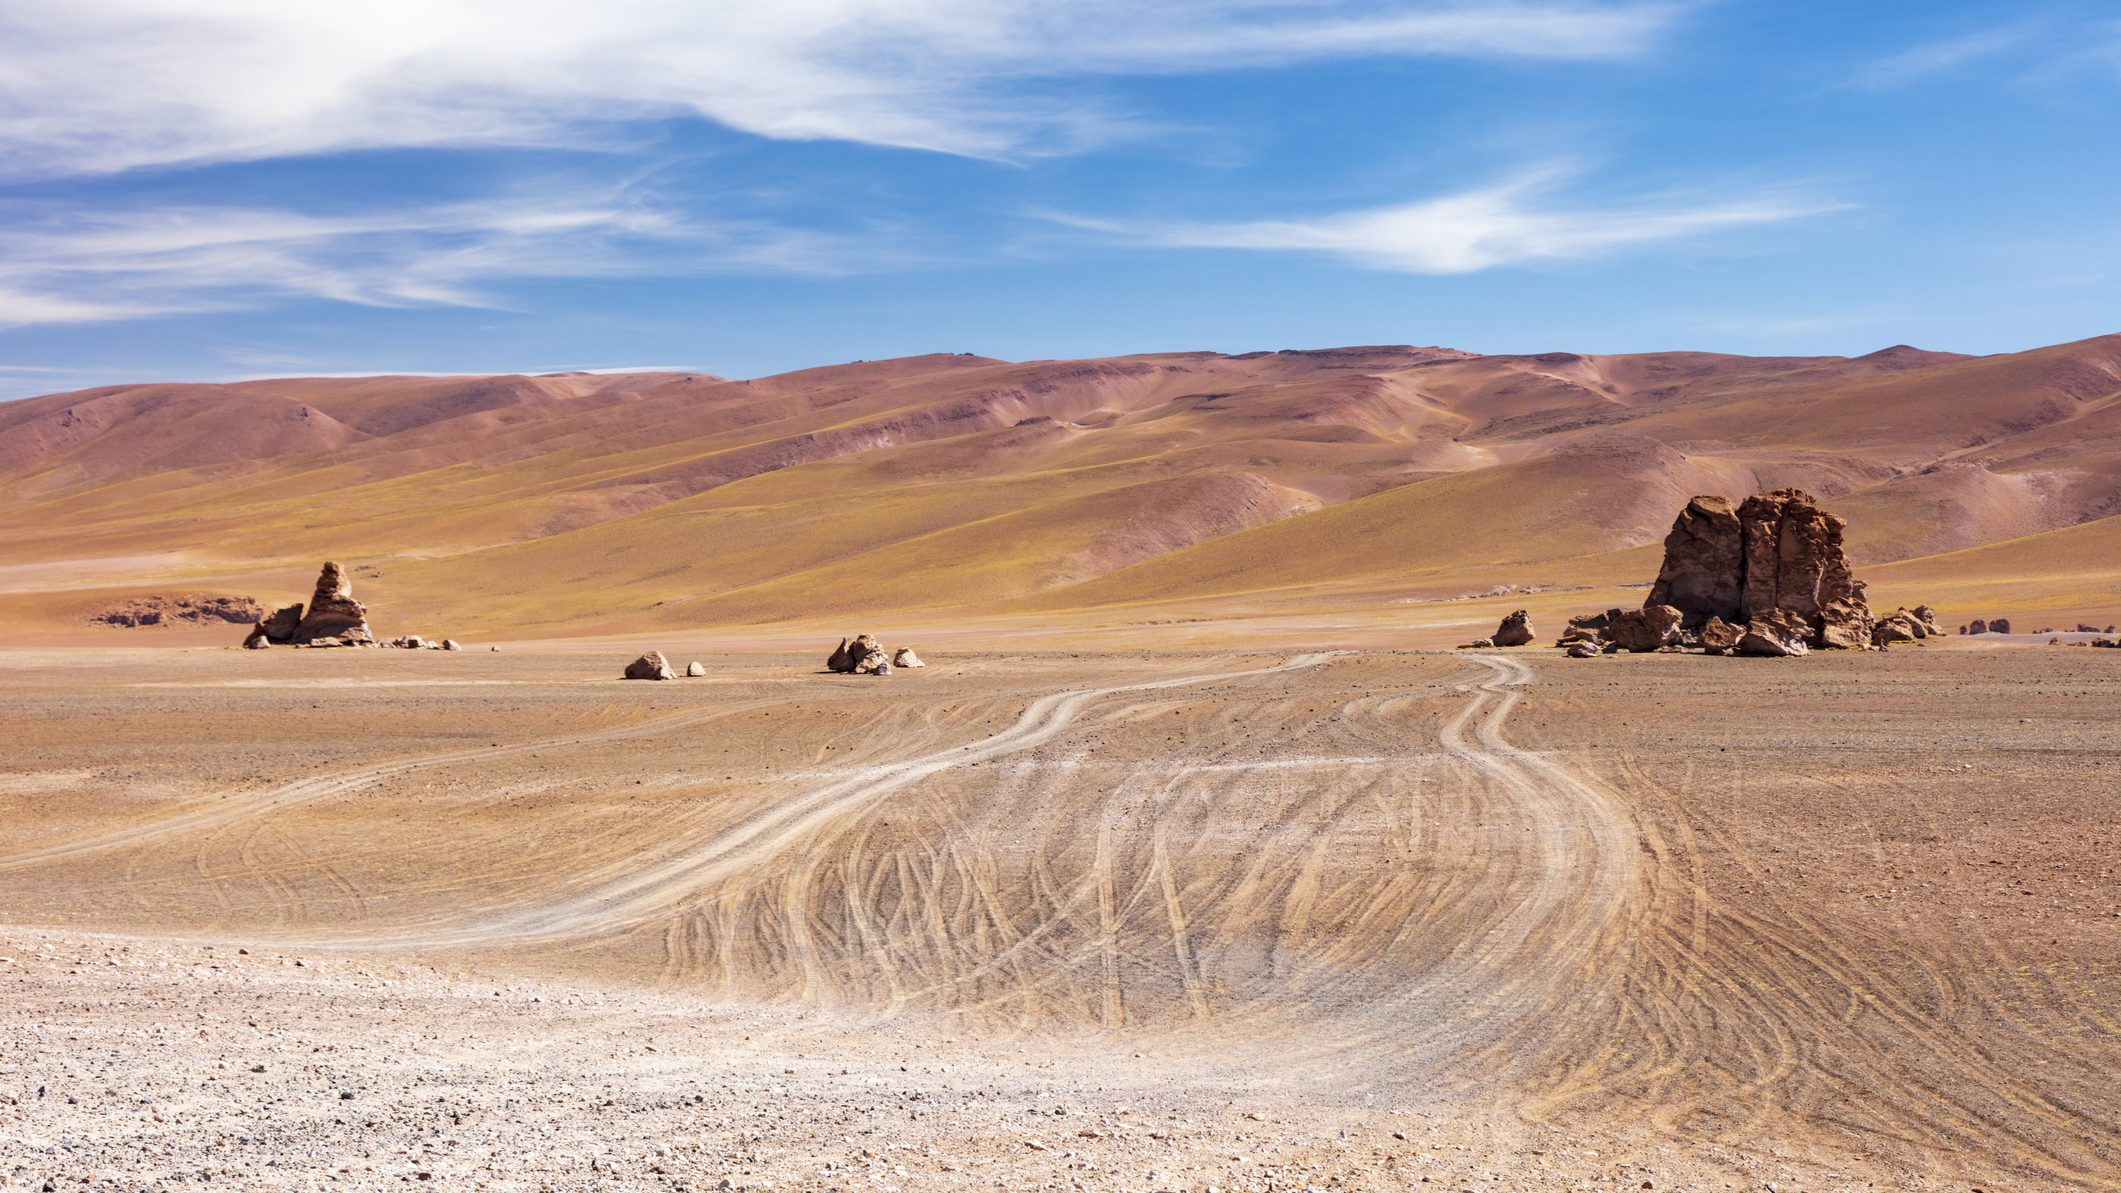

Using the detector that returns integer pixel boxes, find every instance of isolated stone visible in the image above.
[441,639,460,651]
[1989,617,2012,634]
[1606,605,1683,653]
[1640,488,1880,651]
[1736,610,1811,657]
[291,562,373,645]
[1491,610,1535,647]
[1968,619,1988,635]
[685,660,706,677]
[624,651,676,681]
[892,648,925,668]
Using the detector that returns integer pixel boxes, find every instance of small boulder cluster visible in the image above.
[826,634,925,677]
[622,651,707,680]
[241,562,460,650]
[1552,489,1941,659]
[1958,618,2015,635]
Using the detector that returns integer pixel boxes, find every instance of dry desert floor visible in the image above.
[1,641,2117,1190]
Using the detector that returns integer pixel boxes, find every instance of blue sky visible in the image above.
[3,1,2119,397]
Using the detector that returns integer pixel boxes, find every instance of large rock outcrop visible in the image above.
[1642,489,1873,650]
[291,562,373,645]
[1645,496,1744,624]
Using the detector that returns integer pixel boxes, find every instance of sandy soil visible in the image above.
[1,641,2116,1190]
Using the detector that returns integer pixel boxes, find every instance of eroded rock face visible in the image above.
[1637,489,1879,651]
[259,603,304,643]
[826,638,854,673]
[1607,605,1683,653]
[292,563,373,645]
[1737,609,1811,657]
[892,648,925,668]
[1910,606,1944,636]
[1646,496,1743,624]
[1872,612,1920,646]
[624,651,676,680]
[1492,610,1535,647]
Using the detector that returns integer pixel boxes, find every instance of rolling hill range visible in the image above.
[4,333,2120,644]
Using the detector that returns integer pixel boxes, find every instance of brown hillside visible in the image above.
[3,335,2118,641]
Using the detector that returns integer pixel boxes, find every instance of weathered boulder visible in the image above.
[1607,605,1684,653]
[1459,637,1495,649]
[2093,638,2120,649]
[1968,619,1988,635]
[2078,624,2102,634]
[291,563,373,645]
[892,648,925,668]
[392,635,429,650]
[624,651,676,680]
[1698,615,1742,655]
[1909,606,1944,636]
[685,660,706,677]
[441,639,460,651]
[1646,496,1744,625]
[1989,617,2012,634]
[242,628,271,649]
[872,661,893,677]
[846,634,886,673]
[1737,610,1811,657]
[826,637,854,673]
[1565,641,1601,659]
[1491,610,1535,647]
[1556,609,1613,645]
[1872,612,1921,646]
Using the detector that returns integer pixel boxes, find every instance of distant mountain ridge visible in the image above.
[3,335,2118,638]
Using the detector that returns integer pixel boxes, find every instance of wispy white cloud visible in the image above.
[1054,171,1842,273]
[1852,20,2048,90]
[0,1,1681,176]
[0,187,870,327]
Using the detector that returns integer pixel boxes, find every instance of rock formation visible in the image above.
[826,638,854,673]
[1636,488,1879,652]
[99,594,264,629]
[685,660,706,677]
[1555,610,1609,646]
[1698,616,1741,655]
[624,651,676,680]
[1968,619,1988,635]
[847,635,887,674]
[291,562,374,645]
[441,639,460,651]
[1645,496,1744,624]
[1606,605,1683,653]
[892,648,925,668]
[1491,610,1535,647]
[1990,617,2012,634]
[258,603,304,643]
[1736,609,1811,657]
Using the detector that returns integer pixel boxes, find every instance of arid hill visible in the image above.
[3,335,2119,640]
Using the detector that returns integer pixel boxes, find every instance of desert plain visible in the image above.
[2,339,2120,1190]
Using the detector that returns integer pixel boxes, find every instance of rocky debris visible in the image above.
[1555,610,1609,646]
[442,639,460,651]
[1459,637,1495,649]
[1491,610,1535,647]
[257,602,305,643]
[2076,624,2101,634]
[892,647,925,668]
[1966,619,1987,635]
[1606,605,1683,653]
[241,633,271,650]
[1645,496,1744,624]
[1699,616,1742,655]
[1736,610,1811,657]
[392,635,430,650]
[2093,638,2120,649]
[1872,614,1920,646]
[825,634,898,674]
[871,661,893,677]
[291,563,374,645]
[623,651,677,681]
[95,594,265,628]
[1909,606,1945,636]
[1565,641,1601,658]
[685,661,706,677]
[2049,636,2063,645]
